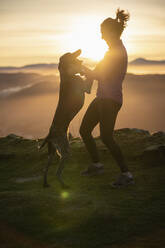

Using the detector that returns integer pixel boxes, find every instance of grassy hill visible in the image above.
[0,129,165,248]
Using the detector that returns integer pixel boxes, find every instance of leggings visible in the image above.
[80,97,128,173]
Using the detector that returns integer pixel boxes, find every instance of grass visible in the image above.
[0,133,165,248]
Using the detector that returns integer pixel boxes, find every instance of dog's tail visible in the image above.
[39,137,48,150]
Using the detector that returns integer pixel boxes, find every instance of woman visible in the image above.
[80,9,134,187]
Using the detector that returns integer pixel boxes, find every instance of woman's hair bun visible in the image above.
[116,8,130,28]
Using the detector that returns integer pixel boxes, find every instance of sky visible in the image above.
[0,0,165,66]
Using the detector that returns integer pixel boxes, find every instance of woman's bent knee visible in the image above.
[101,134,114,146]
[79,124,91,139]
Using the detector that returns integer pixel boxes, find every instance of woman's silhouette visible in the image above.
[80,9,134,187]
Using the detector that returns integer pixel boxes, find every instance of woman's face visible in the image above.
[101,25,117,44]
[101,26,108,41]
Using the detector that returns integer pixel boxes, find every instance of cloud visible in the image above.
[0,84,34,98]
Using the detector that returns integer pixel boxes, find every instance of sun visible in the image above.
[68,16,107,61]
[57,15,133,62]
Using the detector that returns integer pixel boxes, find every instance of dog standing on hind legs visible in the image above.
[39,49,93,188]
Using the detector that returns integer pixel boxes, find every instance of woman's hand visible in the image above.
[80,65,95,79]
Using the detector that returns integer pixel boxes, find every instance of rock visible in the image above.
[7,134,22,139]
[141,144,165,166]
[152,131,165,138]
[131,128,150,136]
[115,128,130,133]
[5,134,24,144]
[114,128,150,137]
[148,131,165,145]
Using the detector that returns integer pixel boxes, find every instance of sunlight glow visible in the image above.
[68,16,108,61]
[61,191,69,199]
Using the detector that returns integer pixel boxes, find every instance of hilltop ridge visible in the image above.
[0,128,165,248]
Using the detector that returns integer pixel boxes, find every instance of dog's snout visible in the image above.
[71,49,82,58]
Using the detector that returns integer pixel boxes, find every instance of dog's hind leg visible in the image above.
[43,142,55,188]
[43,155,53,188]
[56,152,70,189]
[56,136,70,188]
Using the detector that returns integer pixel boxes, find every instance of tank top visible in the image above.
[96,40,128,104]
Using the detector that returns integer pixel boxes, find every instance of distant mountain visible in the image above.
[1,58,165,71]
[0,63,58,73]
[0,72,58,98]
[129,58,165,65]
[22,63,58,69]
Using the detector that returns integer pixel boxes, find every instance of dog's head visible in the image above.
[58,49,83,76]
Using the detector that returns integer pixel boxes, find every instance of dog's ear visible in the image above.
[71,49,81,58]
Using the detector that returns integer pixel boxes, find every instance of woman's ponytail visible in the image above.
[101,8,130,38]
[116,8,130,31]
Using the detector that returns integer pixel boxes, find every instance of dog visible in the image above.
[39,49,93,188]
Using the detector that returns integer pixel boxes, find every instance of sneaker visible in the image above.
[111,174,135,188]
[81,164,104,176]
